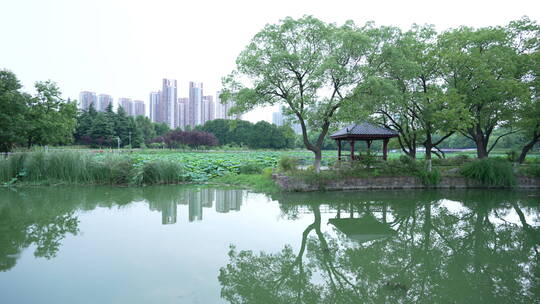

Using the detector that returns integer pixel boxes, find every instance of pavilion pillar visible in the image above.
[337,140,341,160]
[350,140,355,161]
[383,138,389,161]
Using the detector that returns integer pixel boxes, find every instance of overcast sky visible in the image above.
[1,0,539,122]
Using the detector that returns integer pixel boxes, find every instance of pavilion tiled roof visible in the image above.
[330,122,398,138]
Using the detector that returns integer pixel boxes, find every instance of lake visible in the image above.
[0,186,539,303]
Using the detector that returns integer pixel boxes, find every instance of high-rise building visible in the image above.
[272,110,284,126]
[188,82,203,128]
[202,95,215,124]
[79,91,97,111]
[161,79,178,129]
[272,106,302,134]
[133,100,145,117]
[97,94,113,112]
[215,90,241,120]
[178,98,188,129]
[118,98,133,115]
[149,91,161,122]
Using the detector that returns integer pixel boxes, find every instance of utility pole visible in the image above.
[129,131,132,147]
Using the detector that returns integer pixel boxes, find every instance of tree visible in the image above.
[24,81,77,147]
[113,106,131,147]
[351,25,467,162]
[153,122,170,137]
[508,17,540,163]
[88,112,115,147]
[0,70,28,152]
[127,117,144,148]
[222,16,376,172]
[135,116,157,145]
[438,25,527,158]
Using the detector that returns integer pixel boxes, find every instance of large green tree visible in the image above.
[25,81,77,147]
[135,115,157,145]
[438,24,527,158]
[222,16,376,172]
[508,17,540,163]
[0,70,28,152]
[350,25,467,162]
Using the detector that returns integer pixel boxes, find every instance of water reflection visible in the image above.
[0,186,245,272]
[219,191,540,304]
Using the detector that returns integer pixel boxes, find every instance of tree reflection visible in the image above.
[0,186,246,271]
[219,191,540,303]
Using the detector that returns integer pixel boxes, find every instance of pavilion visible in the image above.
[329,122,399,161]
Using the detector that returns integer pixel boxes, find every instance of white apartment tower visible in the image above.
[188,82,203,128]
[161,79,178,129]
[149,91,161,122]
[97,94,113,112]
[79,91,97,111]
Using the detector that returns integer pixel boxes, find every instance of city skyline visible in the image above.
[78,78,240,128]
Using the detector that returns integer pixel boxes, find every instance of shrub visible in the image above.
[460,158,516,187]
[415,168,441,186]
[262,167,273,178]
[278,156,299,172]
[136,160,184,185]
[238,162,264,174]
[359,151,378,167]
[520,165,540,177]
[399,155,414,165]
[432,154,470,166]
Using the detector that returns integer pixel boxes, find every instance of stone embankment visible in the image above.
[272,174,540,192]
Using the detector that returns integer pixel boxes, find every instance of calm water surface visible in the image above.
[0,186,539,303]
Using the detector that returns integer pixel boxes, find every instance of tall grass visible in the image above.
[460,158,516,187]
[0,151,185,186]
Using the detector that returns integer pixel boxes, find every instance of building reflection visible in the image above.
[146,188,244,224]
[162,201,177,224]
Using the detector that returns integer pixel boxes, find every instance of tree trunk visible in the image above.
[313,149,322,173]
[517,136,540,164]
[474,135,489,158]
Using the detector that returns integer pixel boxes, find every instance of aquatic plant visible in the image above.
[460,158,516,187]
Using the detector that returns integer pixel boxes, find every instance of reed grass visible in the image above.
[0,151,185,186]
[460,158,516,187]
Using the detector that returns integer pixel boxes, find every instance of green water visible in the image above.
[0,186,538,304]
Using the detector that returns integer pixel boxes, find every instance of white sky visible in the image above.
[1,0,539,122]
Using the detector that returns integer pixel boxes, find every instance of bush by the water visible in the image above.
[238,162,264,174]
[460,158,516,187]
[278,156,299,172]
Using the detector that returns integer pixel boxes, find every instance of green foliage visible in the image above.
[199,119,295,149]
[132,160,184,185]
[506,150,519,162]
[238,162,264,174]
[0,70,28,152]
[432,154,470,166]
[223,16,375,171]
[25,81,77,147]
[415,168,441,186]
[460,158,516,187]
[278,156,299,172]
[519,165,540,178]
